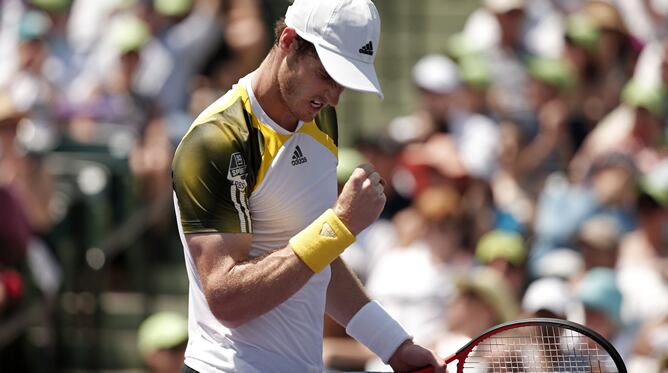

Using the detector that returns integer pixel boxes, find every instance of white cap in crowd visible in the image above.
[412,54,462,94]
[522,277,573,318]
[534,248,584,280]
[285,0,383,98]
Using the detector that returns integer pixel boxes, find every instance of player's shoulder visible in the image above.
[178,86,254,155]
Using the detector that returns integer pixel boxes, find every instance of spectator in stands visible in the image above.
[203,0,270,94]
[394,53,502,184]
[571,79,666,179]
[529,153,637,275]
[475,230,528,298]
[134,0,222,118]
[521,276,574,319]
[576,214,622,271]
[187,0,270,150]
[532,247,585,281]
[616,0,668,42]
[581,1,637,119]
[365,185,472,349]
[617,161,668,325]
[65,14,174,240]
[137,311,189,373]
[1,10,60,131]
[449,54,501,181]
[28,0,78,88]
[455,53,492,117]
[434,267,519,358]
[516,57,577,190]
[0,52,57,373]
[561,13,604,148]
[627,315,668,373]
[387,54,463,144]
[66,14,156,142]
[0,94,54,236]
[482,0,533,127]
[576,267,632,358]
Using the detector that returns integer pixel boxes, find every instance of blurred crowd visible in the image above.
[1,0,668,372]
[326,0,668,372]
[0,0,271,371]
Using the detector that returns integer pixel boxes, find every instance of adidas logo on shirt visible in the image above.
[359,41,373,56]
[291,145,308,166]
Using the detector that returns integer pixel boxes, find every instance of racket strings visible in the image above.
[462,325,620,372]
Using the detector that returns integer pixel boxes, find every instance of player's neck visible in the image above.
[251,53,299,131]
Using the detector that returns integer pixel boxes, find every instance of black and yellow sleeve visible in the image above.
[172,109,260,234]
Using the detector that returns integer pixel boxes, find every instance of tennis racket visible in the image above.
[413,318,626,373]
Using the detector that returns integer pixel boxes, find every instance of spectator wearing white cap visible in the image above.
[461,0,534,128]
[521,276,575,319]
[387,53,462,144]
[533,247,585,281]
[392,53,500,181]
[459,0,526,53]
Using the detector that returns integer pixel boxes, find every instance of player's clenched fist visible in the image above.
[333,163,386,236]
[288,163,385,273]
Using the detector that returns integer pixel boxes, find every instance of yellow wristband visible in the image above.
[289,209,356,273]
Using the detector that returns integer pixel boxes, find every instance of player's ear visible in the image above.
[279,27,299,52]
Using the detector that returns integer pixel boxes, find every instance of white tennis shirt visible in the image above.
[173,74,340,372]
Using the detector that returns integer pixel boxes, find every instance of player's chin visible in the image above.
[299,110,319,122]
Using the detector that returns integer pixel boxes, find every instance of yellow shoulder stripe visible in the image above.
[253,123,289,192]
[298,121,338,159]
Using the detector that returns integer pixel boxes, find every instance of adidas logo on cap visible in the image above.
[359,41,374,56]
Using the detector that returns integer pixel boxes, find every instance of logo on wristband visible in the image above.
[320,223,336,238]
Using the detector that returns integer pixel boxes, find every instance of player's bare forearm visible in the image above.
[325,258,371,326]
[187,232,314,328]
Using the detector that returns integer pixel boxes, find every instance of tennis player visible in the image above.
[171,0,446,372]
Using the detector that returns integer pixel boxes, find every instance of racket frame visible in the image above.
[441,317,627,373]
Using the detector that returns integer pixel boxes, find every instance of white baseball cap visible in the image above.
[522,277,573,317]
[412,54,462,94]
[285,0,383,99]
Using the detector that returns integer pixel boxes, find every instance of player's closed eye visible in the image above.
[318,70,335,85]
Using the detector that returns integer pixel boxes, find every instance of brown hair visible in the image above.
[274,17,317,56]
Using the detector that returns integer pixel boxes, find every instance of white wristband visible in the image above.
[345,301,412,363]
